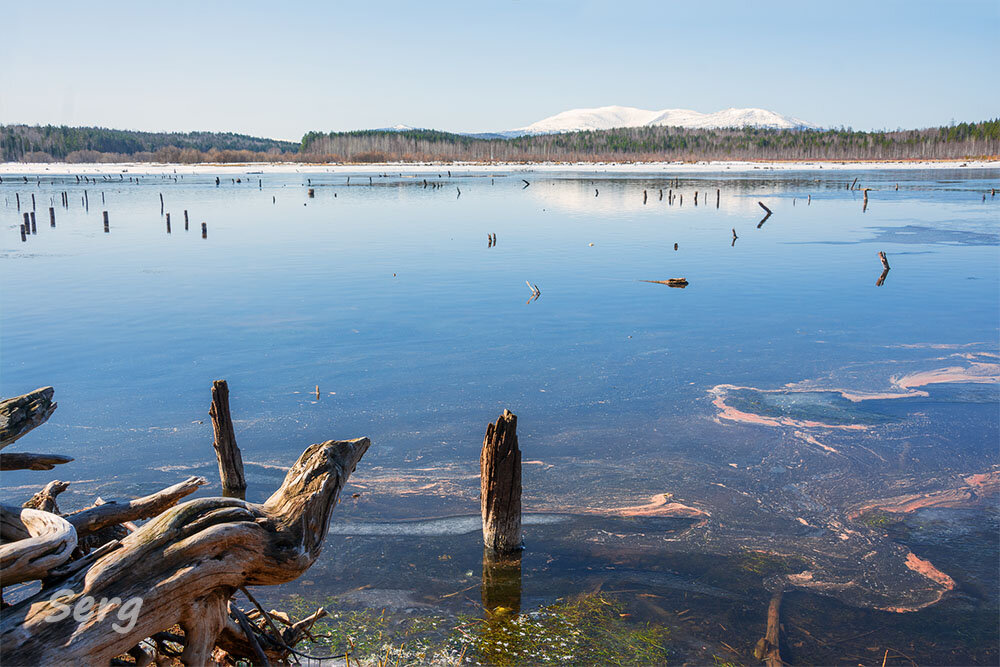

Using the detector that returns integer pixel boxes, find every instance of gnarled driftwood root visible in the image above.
[0,437,370,665]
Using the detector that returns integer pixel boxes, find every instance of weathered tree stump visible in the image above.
[481,410,521,554]
[753,591,783,667]
[208,380,246,499]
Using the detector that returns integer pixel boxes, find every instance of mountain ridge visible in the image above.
[504,105,815,136]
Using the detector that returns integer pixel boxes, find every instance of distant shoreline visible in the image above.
[1,158,997,176]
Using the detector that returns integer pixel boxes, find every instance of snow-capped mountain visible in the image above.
[506,105,814,136]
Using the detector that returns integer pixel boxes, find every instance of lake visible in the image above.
[2,165,998,664]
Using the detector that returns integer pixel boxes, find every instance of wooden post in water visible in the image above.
[201,222,207,238]
[481,410,521,554]
[15,193,19,210]
[184,210,189,230]
[23,212,30,232]
[29,211,36,234]
[208,380,247,500]
[103,211,109,233]
[31,193,36,211]
[716,188,720,208]
[20,224,26,242]
[643,190,647,204]
[49,207,55,227]
[307,188,315,198]
[166,213,171,233]
[694,191,698,206]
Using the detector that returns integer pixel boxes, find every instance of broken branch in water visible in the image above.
[876,251,891,287]
[0,452,73,471]
[641,278,689,288]
[525,280,541,302]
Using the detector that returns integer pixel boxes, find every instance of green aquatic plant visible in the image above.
[468,594,672,666]
[858,512,892,528]
[289,593,672,665]
[737,550,810,577]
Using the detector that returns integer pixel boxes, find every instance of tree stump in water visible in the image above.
[481,410,521,553]
[209,380,246,499]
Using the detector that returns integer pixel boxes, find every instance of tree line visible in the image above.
[3,120,997,164]
[0,125,298,163]
[300,121,1000,162]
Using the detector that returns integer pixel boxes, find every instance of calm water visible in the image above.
[2,167,998,664]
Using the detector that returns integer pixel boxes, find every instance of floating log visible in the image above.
[0,437,370,665]
[878,251,890,271]
[0,452,73,471]
[308,188,315,198]
[522,179,530,188]
[209,380,247,499]
[758,201,772,215]
[641,278,688,288]
[0,387,57,447]
[481,410,521,554]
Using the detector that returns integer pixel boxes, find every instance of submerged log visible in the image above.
[481,410,521,553]
[0,387,57,447]
[0,437,370,665]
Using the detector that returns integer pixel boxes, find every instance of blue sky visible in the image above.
[2,0,997,141]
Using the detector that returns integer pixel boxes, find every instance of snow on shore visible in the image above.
[0,159,996,176]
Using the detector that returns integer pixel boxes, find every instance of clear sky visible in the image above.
[2,0,997,141]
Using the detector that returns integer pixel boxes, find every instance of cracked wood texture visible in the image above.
[0,387,57,448]
[480,410,522,553]
[0,437,369,665]
[209,379,247,499]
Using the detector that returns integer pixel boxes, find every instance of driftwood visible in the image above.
[481,410,521,554]
[1,437,370,665]
[0,505,78,586]
[0,452,73,471]
[64,476,207,538]
[23,480,69,513]
[0,387,57,447]
[209,380,246,499]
